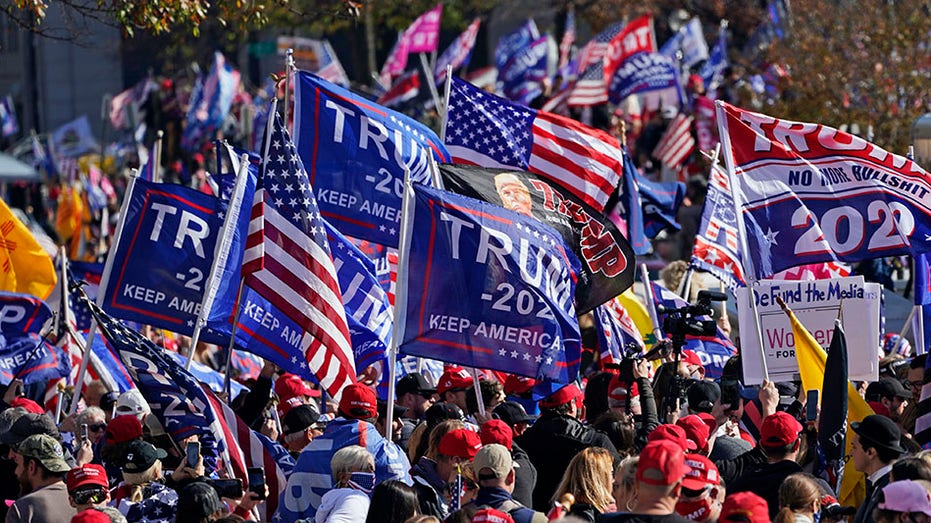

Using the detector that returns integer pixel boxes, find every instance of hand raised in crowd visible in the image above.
[172,436,206,481]
[260,415,279,441]
[75,437,94,466]
[759,379,779,417]
[632,358,653,380]
[2,378,23,405]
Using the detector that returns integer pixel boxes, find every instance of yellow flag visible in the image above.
[618,288,656,346]
[0,199,57,299]
[787,308,872,508]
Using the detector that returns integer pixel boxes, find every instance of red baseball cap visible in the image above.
[677,415,711,453]
[681,350,703,367]
[105,415,143,445]
[480,420,513,450]
[696,412,717,432]
[720,492,770,523]
[682,454,720,490]
[648,424,689,452]
[637,440,689,486]
[10,397,44,414]
[439,428,483,459]
[438,367,474,395]
[71,510,111,523]
[539,383,582,409]
[276,373,320,403]
[607,374,639,404]
[338,383,377,419]
[760,411,803,448]
[503,375,536,396]
[66,463,109,491]
[472,508,514,523]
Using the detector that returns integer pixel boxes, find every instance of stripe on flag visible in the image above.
[653,114,695,168]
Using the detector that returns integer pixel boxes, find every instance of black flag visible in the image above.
[818,319,848,490]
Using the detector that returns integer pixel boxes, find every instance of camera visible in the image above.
[657,290,727,338]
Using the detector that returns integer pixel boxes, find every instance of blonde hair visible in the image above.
[121,460,162,503]
[330,445,374,484]
[77,406,106,427]
[551,447,616,512]
[774,473,820,523]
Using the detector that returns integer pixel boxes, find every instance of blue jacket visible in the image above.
[275,417,411,521]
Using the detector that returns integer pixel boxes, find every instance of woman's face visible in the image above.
[612,466,636,510]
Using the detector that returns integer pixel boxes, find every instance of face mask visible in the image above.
[348,472,376,494]
[813,510,821,523]
[676,497,713,521]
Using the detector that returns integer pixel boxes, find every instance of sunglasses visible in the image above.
[89,423,107,432]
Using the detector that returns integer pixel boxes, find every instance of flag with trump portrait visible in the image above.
[717,101,931,280]
[439,163,635,313]
[445,77,622,213]
[293,71,451,247]
[397,184,582,383]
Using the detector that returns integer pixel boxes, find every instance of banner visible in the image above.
[0,334,70,386]
[293,71,450,247]
[439,164,634,313]
[398,184,582,383]
[608,52,680,104]
[435,19,481,83]
[404,4,443,53]
[182,52,240,152]
[0,292,51,337]
[500,36,549,105]
[495,20,540,72]
[735,277,880,384]
[659,18,709,70]
[717,101,931,279]
[700,23,728,91]
[604,15,656,79]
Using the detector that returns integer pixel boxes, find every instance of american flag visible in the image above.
[558,8,576,71]
[566,22,623,107]
[435,19,481,83]
[690,164,745,292]
[652,113,695,169]
[593,298,645,366]
[243,107,356,398]
[445,77,622,212]
[376,70,420,108]
[202,383,290,521]
[316,40,351,87]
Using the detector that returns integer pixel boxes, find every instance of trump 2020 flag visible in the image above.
[397,184,582,383]
[594,298,645,366]
[293,71,451,247]
[608,52,682,104]
[499,36,550,105]
[717,101,931,280]
[0,334,70,386]
[445,77,622,213]
[496,20,540,73]
[182,52,240,153]
[403,4,443,54]
[0,292,52,337]
[659,18,709,71]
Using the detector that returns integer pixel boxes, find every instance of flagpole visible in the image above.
[153,130,164,183]
[471,367,485,417]
[714,101,769,380]
[419,53,443,119]
[222,279,248,397]
[284,48,294,135]
[439,65,453,143]
[69,170,139,416]
[185,150,251,371]
[639,264,663,344]
[917,306,926,355]
[385,168,416,437]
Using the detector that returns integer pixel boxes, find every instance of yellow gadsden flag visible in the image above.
[0,199,57,299]
[787,307,873,509]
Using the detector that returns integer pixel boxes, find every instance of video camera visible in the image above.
[657,290,727,338]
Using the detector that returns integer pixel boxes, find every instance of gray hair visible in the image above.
[330,445,374,478]
[76,406,106,427]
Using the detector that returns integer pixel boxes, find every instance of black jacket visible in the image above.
[515,411,619,512]
[728,459,803,520]
[511,441,537,508]
[853,470,890,523]
[713,445,767,486]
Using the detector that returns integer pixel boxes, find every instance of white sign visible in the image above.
[736,276,880,384]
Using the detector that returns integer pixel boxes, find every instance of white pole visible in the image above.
[715,101,769,379]
[284,49,294,134]
[471,368,485,417]
[69,171,139,416]
[153,130,164,183]
[439,65,453,143]
[419,53,443,118]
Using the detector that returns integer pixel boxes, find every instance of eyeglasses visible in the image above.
[89,423,107,432]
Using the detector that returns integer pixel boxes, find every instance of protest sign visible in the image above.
[736,276,880,384]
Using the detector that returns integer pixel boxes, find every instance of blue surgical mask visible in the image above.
[348,472,376,494]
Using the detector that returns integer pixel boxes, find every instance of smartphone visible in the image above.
[186,441,200,469]
[247,467,266,500]
[211,478,244,499]
[806,390,819,421]
[80,424,89,443]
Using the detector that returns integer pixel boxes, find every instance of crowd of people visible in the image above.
[2,339,931,523]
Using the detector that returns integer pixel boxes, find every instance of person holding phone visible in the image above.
[111,440,179,522]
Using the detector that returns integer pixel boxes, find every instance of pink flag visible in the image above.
[379,33,410,87]
[404,4,443,53]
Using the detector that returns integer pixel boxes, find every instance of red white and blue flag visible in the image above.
[593,298,645,365]
[435,19,481,83]
[691,164,746,292]
[558,8,576,71]
[244,108,356,398]
[377,70,420,108]
[565,22,624,106]
[445,78,622,212]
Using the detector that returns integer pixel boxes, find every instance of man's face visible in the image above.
[410,391,436,418]
[497,181,532,217]
[12,452,32,495]
[444,390,468,411]
[850,434,870,473]
[887,396,907,421]
[908,367,923,399]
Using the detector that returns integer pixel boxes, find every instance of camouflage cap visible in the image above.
[14,434,70,473]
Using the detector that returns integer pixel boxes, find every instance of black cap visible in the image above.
[865,377,912,401]
[687,381,721,414]
[425,402,465,427]
[178,482,223,519]
[0,413,59,446]
[282,404,319,435]
[377,400,407,420]
[396,373,436,397]
[121,440,168,472]
[493,401,537,427]
[851,414,905,455]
